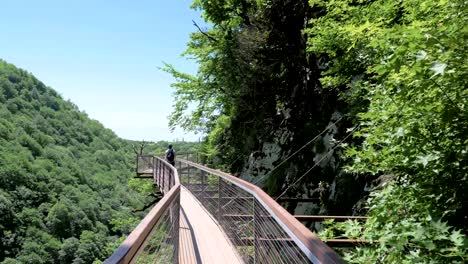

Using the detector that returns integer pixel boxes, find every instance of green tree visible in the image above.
[15,228,61,264]
[72,231,108,264]
[307,0,467,262]
[58,237,80,264]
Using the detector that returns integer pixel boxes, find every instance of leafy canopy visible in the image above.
[307,0,467,262]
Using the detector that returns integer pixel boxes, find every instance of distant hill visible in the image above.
[0,60,152,263]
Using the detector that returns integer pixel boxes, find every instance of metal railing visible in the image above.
[108,154,344,263]
[106,156,180,264]
[176,159,345,264]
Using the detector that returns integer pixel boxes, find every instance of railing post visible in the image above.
[162,163,166,193]
[160,160,163,189]
[253,198,258,263]
[159,160,162,188]
[218,177,224,226]
[174,194,180,264]
[169,169,172,188]
[217,177,222,221]
[152,157,158,183]
[158,159,161,187]
[166,166,169,192]
[187,165,191,190]
[201,170,206,204]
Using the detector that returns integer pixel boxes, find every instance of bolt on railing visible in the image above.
[177,159,345,264]
[106,156,180,264]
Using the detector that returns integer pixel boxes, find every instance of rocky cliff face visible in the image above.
[238,112,371,218]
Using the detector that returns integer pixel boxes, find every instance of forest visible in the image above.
[0,60,198,263]
[164,0,467,263]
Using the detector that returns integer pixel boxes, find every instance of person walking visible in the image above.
[165,144,176,166]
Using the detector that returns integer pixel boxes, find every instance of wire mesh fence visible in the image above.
[176,159,319,264]
[131,194,180,264]
[106,157,180,264]
[136,155,154,175]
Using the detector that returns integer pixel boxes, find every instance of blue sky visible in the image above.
[0,0,204,141]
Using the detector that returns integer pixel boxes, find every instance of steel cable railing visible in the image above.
[105,156,180,264]
[176,159,345,264]
[136,154,154,175]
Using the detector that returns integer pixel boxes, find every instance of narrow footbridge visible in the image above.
[105,155,346,264]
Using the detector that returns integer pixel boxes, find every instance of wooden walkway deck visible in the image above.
[179,187,242,264]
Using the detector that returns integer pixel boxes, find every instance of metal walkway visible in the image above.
[105,156,345,264]
[179,187,242,263]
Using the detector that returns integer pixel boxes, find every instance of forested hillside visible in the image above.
[0,60,148,263]
[165,0,467,262]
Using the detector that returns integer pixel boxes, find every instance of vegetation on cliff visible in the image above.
[163,0,361,215]
[307,0,467,262]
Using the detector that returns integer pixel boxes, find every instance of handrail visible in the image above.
[106,157,180,264]
[295,215,368,222]
[179,159,345,264]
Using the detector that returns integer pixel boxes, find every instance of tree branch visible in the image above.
[193,20,218,42]
[132,140,147,155]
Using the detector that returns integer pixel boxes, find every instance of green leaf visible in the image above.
[449,230,464,247]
